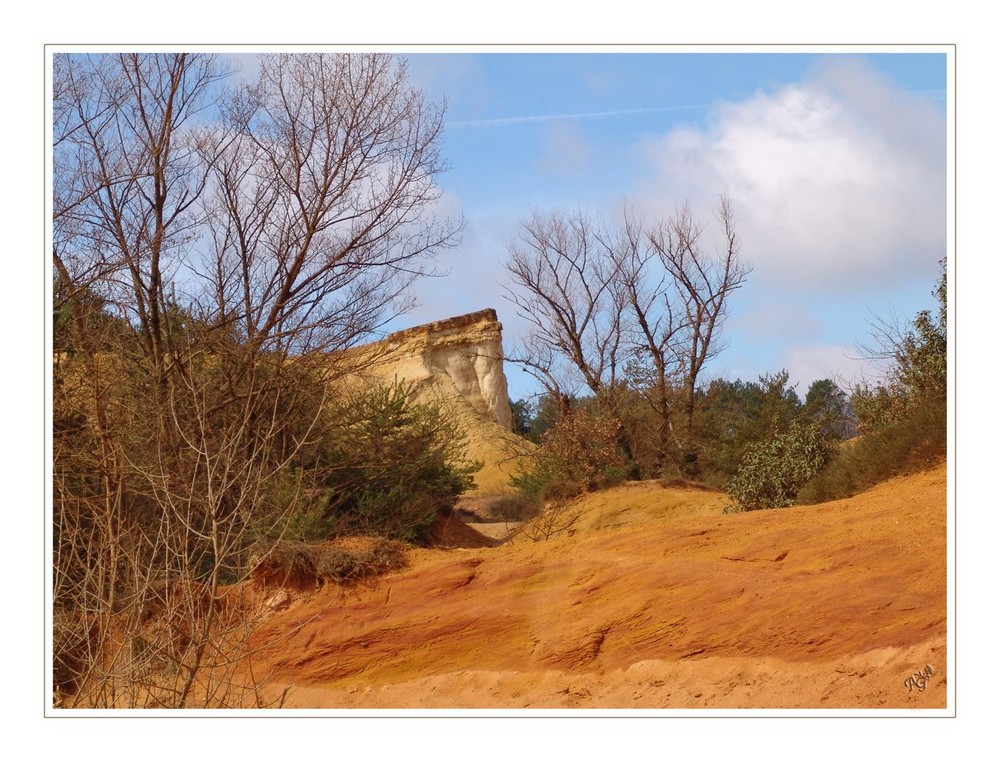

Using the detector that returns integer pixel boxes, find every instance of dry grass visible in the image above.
[251,538,408,589]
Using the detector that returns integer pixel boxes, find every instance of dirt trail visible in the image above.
[247,464,947,709]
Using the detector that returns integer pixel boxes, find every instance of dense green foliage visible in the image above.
[711,373,848,511]
[696,371,810,483]
[317,383,481,543]
[797,404,946,504]
[255,382,481,545]
[509,393,566,444]
[507,372,848,518]
[725,421,832,512]
[510,371,854,504]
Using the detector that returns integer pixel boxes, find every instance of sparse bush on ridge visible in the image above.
[724,263,946,511]
[251,538,408,588]
[505,409,627,543]
[796,262,947,504]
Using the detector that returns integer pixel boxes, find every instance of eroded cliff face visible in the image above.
[374,309,513,430]
[346,309,530,494]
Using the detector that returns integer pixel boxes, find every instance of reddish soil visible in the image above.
[246,464,947,709]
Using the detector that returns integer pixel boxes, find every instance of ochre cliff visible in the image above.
[344,309,532,495]
[368,309,514,430]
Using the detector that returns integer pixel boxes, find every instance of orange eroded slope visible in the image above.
[248,464,947,709]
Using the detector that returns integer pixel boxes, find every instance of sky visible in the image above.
[341,50,950,402]
[54,49,949,403]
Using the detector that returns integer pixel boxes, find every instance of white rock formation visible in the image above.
[376,309,514,430]
[344,309,531,494]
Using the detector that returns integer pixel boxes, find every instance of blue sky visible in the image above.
[356,51,949,402]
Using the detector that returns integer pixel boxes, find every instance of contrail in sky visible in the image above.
[445,85,945,130]
[446,103,709,129]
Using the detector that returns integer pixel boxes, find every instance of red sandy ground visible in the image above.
[246,464,947,709]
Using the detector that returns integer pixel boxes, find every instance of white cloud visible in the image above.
[780,343,875,393]
[637,59,946,291]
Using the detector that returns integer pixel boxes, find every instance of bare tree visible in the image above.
[502,209,625,410]
[503,198,749,476]
[647,197,749,474]
[53,52,237,708]
[602,206,681,467]
[51,52,458,708]
[204,53,457,356]
[54,54,229,378]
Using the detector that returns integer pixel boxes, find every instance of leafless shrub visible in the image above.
[509,503,581,544]
[484,494,543,522]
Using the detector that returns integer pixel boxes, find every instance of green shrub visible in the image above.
[796,403,945,504]
[795,262,947,504]
[252,468,335,543]
[725,421,831,512]
[854,260,946,435]
[318,382,482,543]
